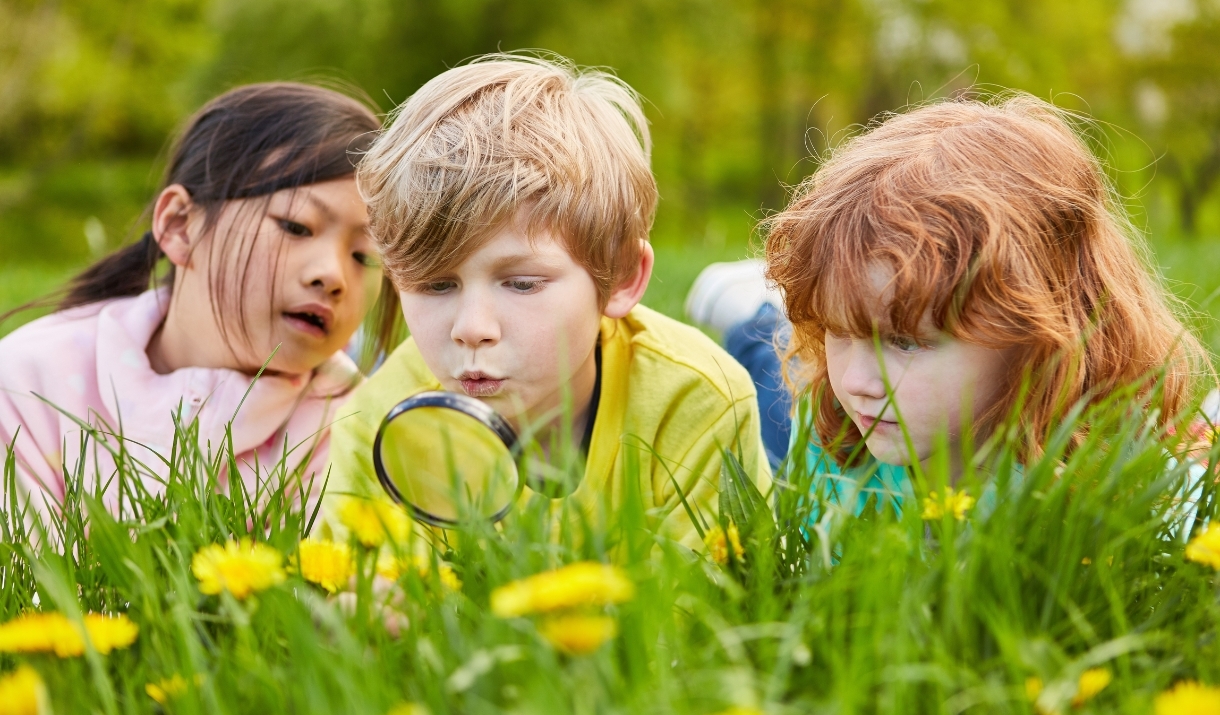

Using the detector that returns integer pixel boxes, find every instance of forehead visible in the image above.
[267,178,365,219]
[450,219,578,273]
[820,260,936,336]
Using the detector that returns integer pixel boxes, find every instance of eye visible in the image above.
[276,218,312,237]
[505,279,543,293]
[353,252,381,269]
[421,280,456,295]
[888,334,922,353]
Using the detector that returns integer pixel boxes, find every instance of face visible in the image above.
[170,177,379,375]
[398,220,604,432]
[823,264,1016,467]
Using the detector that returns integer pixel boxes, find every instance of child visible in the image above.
[322,55,771,549]
[0,82,385,517]
[705,95,1208,513]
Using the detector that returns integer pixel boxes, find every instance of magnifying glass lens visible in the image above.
[375,397,519,526]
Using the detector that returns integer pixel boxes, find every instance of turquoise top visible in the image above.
[800,438,914,517]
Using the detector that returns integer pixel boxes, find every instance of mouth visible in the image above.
[856,414,899,433]
[457,371,505,398]
[282,304,333,338]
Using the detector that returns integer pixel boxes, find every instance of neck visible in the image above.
[145,283,242,375]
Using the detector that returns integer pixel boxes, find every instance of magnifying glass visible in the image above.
[373,391,521,527]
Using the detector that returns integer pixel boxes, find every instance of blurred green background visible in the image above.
[3,0,1220,345]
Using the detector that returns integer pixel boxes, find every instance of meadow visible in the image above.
[1,345,1219,714]
[3,215,1220,715]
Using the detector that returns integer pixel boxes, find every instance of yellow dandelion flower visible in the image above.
[292,539,354,593]
[1186,525,1220,570]
[710,708,765,715]
[145,674,188,705]
[376,555,461,591]
[192,539,286,600]
[537,614,618,655]
[705,523,745,565]
[0,665,47,715]
[1071,668,1111,706]
[0,612,138,657]
[1156,681,1220,715]
[435,563,462,591]
[81,613,140,654]
[1025,677,1043,701]
[1155,681,1220,715]
[491,562,635,618]
[387,703,431,715]
[339,497,412,548]
[921,487,975,521]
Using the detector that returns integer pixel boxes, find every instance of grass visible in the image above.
[0,374,1218,713]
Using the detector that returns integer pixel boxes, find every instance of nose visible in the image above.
[839,341,887,400]
[303,241,348,297]
[450,287,500,348]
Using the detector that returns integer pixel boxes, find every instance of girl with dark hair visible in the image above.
[0,82,388,517]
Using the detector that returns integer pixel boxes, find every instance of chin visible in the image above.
[864,439,918,467]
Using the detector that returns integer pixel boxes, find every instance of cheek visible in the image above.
[399,295,444,348]
[823,352,846,398]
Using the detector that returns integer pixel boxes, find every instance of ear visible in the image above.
[603,240,654,319]
[151,185,198,268]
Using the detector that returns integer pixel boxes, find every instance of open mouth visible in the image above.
[283,310,329,337]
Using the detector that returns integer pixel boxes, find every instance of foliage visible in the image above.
[1,379,1219,713]
[4,0,1220,268]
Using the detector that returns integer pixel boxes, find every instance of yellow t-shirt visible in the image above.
[319,304,773,551]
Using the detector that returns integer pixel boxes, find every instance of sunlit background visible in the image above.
[3,0,1219,343]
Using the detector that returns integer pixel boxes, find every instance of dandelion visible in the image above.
[376,554,461,591]
[1155,681,1220,714]
[0,665,47,715]
[0,612,138,657]
[145,675,188,705]
[705,523,744,565]
[1025,677,1043,701]
[537,614,618,655]
[1185,525,1220,570]
[387,703,431,715]
[339,497,412,548]
[710,708,765,715]
[1072,668,1111,706]
[192,539,286,600]
[491,562,635,618]
[293,539,354,593]
[921,486,975,521]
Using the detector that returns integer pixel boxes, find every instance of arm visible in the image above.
[654,394,773,552]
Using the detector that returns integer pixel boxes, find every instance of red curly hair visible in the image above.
[764,94,1210,465]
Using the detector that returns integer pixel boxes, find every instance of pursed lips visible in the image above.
[457,371,506,397]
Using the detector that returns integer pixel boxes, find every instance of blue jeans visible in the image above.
[724,303,792,468]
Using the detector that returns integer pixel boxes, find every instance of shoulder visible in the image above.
[615,304,756,405]
[0,304,104,387]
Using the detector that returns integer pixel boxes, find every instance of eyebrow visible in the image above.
[305,194,336,221]
[484,250,564,273]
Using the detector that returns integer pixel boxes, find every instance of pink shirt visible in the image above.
[0,289,360,517]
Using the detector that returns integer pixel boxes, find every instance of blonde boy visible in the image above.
[323,55,770,549]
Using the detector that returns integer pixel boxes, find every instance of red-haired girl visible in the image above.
[693,94,1210,512]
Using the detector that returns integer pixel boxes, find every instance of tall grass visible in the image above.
[1,383,1217,714]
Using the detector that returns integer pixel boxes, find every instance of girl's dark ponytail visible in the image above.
[59,231,164,311]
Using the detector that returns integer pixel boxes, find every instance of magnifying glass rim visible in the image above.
[373,390,521,528]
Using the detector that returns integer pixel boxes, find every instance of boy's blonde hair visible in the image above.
[358,54,656,305]
[765,94,1211,465]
